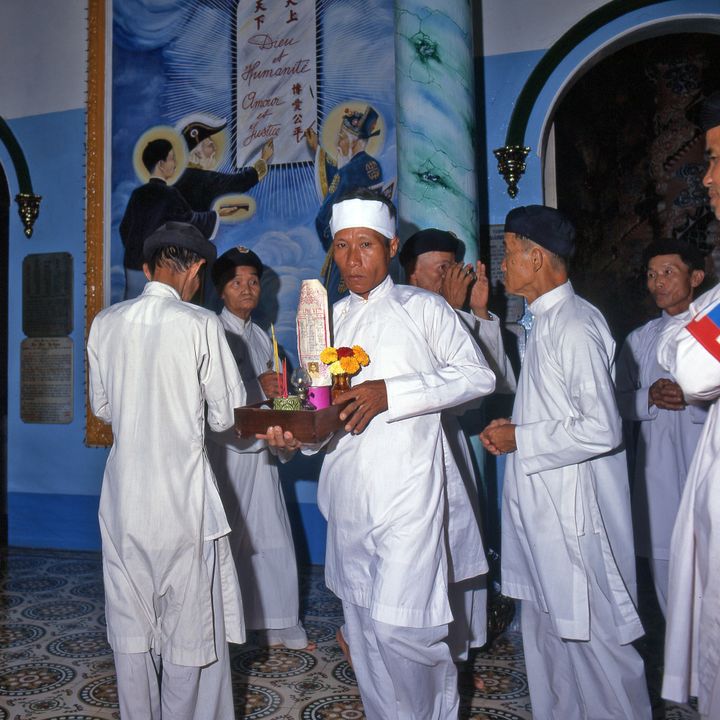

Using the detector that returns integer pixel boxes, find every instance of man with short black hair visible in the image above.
[87,221,245,720]
[658,90,720,719]
[616,238,708,616]
[480,205,652,719]
[119,138,219,299]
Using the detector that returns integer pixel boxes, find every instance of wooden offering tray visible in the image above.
[234,401,346,443]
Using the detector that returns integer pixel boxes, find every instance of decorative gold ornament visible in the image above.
[15,193,42,238]
[493,145,531,198]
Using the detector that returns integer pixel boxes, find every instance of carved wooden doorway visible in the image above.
[549,32,720,341]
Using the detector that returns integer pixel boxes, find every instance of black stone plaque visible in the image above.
[22,252,73,337]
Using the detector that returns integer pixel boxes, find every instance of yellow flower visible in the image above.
[340,356,360,374]
[321,344,370,376]
[352,345,369,366]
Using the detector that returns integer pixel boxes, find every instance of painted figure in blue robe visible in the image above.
[305,105,384,303]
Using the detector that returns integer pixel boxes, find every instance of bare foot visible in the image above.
[336,627,353,667]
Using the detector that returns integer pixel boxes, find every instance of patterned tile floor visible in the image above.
[0,548,699,719]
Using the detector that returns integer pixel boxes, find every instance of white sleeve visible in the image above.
[657,288,720,403]
[516,319,622,474]
[456,309,517,394]
[385,302,496,422]
[87,319,112,424]
[202,315,246,432]
[615,333,657,422]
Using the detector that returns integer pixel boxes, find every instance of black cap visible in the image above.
[698,91,720,133]
[182,119,227,151]
[211,246,264,291]
[143,221,217,263]
[342,105,381,140]
[399,229,462,268]
[504,205,576,259]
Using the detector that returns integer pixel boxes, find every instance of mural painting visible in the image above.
[110,0,397,366]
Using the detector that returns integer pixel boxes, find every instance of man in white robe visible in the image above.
[616,238,707,615]
[399,228,517,661]
[206,246,310,650]
[480,205,651,720]
[87,222,246,720]
[262,188,496,719]
[658,90,720,719]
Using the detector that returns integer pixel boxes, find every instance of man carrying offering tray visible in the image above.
[259,187,496,719]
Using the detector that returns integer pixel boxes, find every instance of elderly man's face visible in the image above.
[407,251,456,294]
[221,266,261,320]
[199,137,217,159]
[501,232,535,298]
[704,126,720,220]
[333,226,398,299]
[337,129,351,157]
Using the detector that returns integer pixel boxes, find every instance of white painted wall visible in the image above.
[0,0,87,119]
[480,0,605,56]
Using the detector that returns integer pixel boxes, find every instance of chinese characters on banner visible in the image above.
[236,0,317,166]
[296,279,331,386]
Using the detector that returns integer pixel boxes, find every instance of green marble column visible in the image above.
[394,0,478,262]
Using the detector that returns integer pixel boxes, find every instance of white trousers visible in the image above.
[113,540,234,720]
[521,530,651,720]
[447,576,487,662]
[342,601,459,720]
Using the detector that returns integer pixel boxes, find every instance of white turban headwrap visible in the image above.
[329,198,395,240]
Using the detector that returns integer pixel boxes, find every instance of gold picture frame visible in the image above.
[85,0,112,447]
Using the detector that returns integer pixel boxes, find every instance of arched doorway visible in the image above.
[543,30,720,340]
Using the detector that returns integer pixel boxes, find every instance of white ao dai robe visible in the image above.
[616,313,707,576]
[318,276,496,629]
[503,282,643,643]
[657,284,720,717]
[86,282,246,666]
[444,310,517,655]
[206,308,302,632]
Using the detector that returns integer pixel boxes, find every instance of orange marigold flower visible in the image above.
[352,345,369,366]
[340,356,360,374]
[321,344,370,376]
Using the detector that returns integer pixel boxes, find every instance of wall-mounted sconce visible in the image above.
[16,192,42,238]
[493,145,530,198]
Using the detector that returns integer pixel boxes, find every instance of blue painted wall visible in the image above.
[3,108,108,549]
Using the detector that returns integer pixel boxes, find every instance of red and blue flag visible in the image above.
[687,303,720,363]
